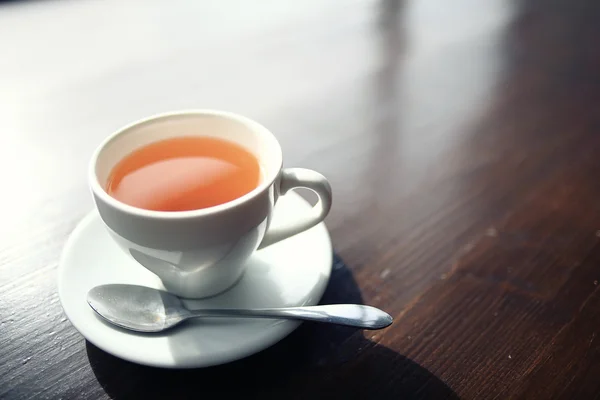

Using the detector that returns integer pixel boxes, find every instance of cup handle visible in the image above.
[258,168,332,249]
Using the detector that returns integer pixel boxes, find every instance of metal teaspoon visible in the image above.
[87,284,393,333]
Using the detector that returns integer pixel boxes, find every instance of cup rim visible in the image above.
[89,109,283,220]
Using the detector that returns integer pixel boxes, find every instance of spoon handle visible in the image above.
[186,304,393,330]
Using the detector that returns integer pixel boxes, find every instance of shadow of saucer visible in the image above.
[87,254,458,399]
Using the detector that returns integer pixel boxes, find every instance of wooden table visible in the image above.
[2,0,599,398]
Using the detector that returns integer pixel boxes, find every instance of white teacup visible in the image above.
[89,110,332,298]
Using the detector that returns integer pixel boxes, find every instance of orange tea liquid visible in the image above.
[106,137,260,211]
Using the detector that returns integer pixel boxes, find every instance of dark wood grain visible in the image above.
[1,0,600,399]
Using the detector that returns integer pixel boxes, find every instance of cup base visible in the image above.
[163,266,247,299]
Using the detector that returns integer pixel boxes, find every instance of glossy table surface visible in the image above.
[1,0,600,399]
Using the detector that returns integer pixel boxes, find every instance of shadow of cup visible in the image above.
[87,254,458,399]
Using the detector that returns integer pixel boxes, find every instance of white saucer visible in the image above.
[58,192,332,368]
